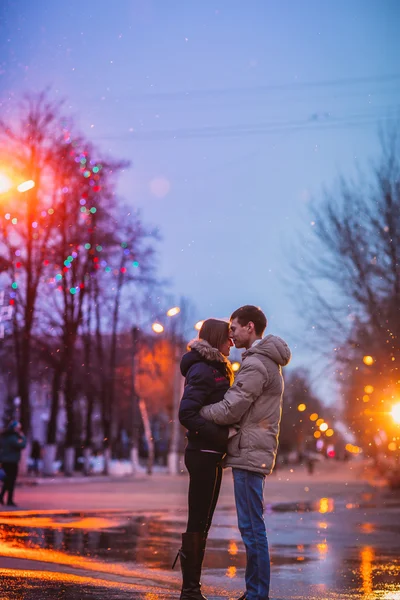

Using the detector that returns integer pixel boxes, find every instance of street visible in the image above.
[0,460,399,599]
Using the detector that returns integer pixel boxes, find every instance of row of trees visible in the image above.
[296,128,399,455]
[279,368,344,460]
[0,92,162,473]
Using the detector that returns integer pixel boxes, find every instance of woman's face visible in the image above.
[219,336,233,357]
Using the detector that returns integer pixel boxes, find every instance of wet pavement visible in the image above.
[0,464,399,599]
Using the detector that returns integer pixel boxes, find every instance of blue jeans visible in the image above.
[233,468,270,600]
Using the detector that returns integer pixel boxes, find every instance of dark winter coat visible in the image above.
[179,339,234,453]
[0,428,27,464]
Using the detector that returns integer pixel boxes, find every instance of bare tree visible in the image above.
[294,129,400,444]
[0,93,72,433]
[1,91,161,477]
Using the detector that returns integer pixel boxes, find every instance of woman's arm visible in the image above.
[179,364,229,446]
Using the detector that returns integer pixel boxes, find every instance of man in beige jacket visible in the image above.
[200,305,291,600]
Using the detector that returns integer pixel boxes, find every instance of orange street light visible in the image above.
[232,362,240,372]
[391,402,400,425]
[0,173,12,194]
[310,413,318,421]
[325,429,334,437]
[195,320,204,331]
[346,443,361,454]
[316,418,324,427]
[297,403,306,412]
[0,173,35,195]
[319,422,329,432]
[364,385,374,394]
[17,179,35,193]
[363,355,374,366]
[166,306,180,317]
[152,322,164,334]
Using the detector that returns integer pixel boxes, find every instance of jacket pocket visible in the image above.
[228,431,242,457]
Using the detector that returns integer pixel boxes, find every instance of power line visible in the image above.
[116,73,400,103]
[95,107,400,142]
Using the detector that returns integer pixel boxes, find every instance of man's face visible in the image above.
[230,317,252,349]
[220,337,234,357]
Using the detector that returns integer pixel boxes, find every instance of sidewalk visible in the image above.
[8,460,376,514]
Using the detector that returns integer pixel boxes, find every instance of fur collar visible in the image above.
[187,339,234,384]
[188,338,226,363]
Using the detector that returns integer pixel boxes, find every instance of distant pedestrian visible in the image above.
[29,439,42,476]
[174,319,235,600]
[0,421,27,507]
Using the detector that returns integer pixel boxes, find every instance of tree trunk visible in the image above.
[43,444,57,477]
[64,446,75,477]
[139,399,154,475]
[64,362,76,476]
[47,367,62,445]
[168,342,184,475]
[83,447,92,476]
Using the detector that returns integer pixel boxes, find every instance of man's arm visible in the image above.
[200,358,268,425]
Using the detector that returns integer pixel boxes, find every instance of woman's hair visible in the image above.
[198,319,234,384]
[199,318,230,351]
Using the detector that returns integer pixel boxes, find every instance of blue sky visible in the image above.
[1,0,399,396]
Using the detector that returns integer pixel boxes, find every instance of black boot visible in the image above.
[174,532,207,600]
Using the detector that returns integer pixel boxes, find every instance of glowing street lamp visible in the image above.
[194,320,204,331]
[310,413,318,421]
[319,422,329,432]
[391,402,400,425]
[297,403,306,412]
[232,362,240,372]
[363,355,374,366]
[0,173,12,194]
[166,306,180,318]
[0,173,35,195]
[17,179,35,193]
[152,322,164,334]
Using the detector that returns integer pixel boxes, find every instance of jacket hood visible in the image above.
[246,334,291,366]
[180,339,229,377]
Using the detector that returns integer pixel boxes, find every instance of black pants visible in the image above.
[185,449,223,534]
[1,462,19,503]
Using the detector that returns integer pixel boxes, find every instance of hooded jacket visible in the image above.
[200,335,291,475]
[179,339,234,453]
[0,423,27,464]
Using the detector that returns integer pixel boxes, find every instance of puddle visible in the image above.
[270,497,335,514]
[0,498,399,599]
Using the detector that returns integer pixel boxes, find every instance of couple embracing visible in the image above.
[176,305,292,600]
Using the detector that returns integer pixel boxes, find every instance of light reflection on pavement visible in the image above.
[0,490,399,599]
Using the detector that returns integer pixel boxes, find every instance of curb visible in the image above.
[17,474,149,486]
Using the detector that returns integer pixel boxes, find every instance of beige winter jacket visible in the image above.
[200,335,291,475]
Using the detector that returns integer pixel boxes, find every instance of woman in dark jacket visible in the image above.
[175,319,235,600]
[0,421,27,507]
